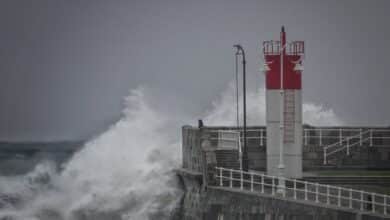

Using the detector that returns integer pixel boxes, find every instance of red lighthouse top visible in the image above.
[263,27,304,90]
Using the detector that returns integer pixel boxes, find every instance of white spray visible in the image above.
[0,87,182,220]
[204,83,343,126]
[0,84,343,220]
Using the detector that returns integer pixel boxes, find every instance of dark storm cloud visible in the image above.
[1,0,390,141]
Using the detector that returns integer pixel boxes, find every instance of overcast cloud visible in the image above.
[1,0,389,141]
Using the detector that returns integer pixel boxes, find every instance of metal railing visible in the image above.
[304,128,390,147]
[323,129,371,165]
[217,130,242,170]
[263,40,304,55]
[217,130,241,150]
[210,128,266,146]
[209,128,390,148]
[215,167,390,216]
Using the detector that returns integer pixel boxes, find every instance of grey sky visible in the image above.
[1,0,389,141]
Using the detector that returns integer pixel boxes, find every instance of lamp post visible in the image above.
[233,44,248,171]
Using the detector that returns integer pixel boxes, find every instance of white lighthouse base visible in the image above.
[266,89,303,179]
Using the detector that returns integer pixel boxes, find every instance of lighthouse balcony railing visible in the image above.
[215,167,390,217]
[263,40,304,55]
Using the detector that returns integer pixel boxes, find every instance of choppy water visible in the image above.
[0,84,341,220]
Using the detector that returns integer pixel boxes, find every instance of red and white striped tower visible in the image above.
[262,27,304,178]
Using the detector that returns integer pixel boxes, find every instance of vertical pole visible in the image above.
[293,179,297,200]
[385,196,387,215]
[240,171,243,190]
[272,177,275,195]
[360,128,363,146]
[242,50,248,171]
[260,129,263,146]
[304,182,308,200]
[315,183,319,203]
[327,185,330,205]
[360,191,364,211]
[277,26,286,195]
[304,129,308,145]
[319,129,322,146]
[238,132,243,171]
[372,193,375,213]
[339,128,342,143]
[250,173,254,192]
[235,51,240,129]
[338,187,341,207]
[219,168,223,186]
[323,149,327,165]
[370,129,373,147]
[281,177,286,198]
[261,174,265,193]
[349,188,353,208]
[230,169,233,188]
[347,138,350,156]
[233,45,248,171]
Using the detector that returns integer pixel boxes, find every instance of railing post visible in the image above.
[240,171,243,190]
[360,128,363,146]
[219,168,223,186]
[304,129,308,145]
[282,177,286,198]
[250,173,254,192]
[339,128,342,143]
[230,169,233,188]
[346,138,350,156]
[304,182,308,200]
[370,129,373,147]
[315,183,319,203]
[319,129,322,146]
[372,193,375,213]
[326,185,330,205]
[323,149,327,165]
[384,195,387,215]
[338,187,341,207]
[293,179,297,200]
[360,191,364,211]
[349,188,353,208]
[260,130,263,146]
[272,177,275,196]
[261,174,264,193]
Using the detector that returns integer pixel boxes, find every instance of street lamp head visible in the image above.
[233,44,246,61]
[233,44,242,50]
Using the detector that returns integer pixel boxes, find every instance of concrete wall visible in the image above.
[182,126,203,173]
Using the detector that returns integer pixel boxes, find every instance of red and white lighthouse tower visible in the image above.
[263,27,304,178]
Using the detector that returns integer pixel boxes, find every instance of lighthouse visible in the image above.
[263,27,304,178]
